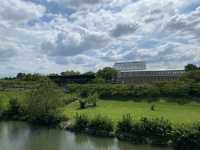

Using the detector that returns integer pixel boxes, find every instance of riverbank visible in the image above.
[59,113,200,150]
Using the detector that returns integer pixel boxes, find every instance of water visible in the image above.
[0,121,171,150]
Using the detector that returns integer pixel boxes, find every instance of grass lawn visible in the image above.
[63,100,200,125]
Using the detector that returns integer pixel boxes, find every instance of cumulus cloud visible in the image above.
[165,7,200,40]
[0,0,46,24]
[0,0,200,76]
[47,0,103,9]
[110,23,139,38]
[41,29,110,56]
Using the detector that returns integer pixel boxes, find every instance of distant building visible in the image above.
[114,61,146,72]
[113,61,185,84]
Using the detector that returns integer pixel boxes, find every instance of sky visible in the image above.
[0,0,200,77]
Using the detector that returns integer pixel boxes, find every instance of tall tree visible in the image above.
[185,64,198,72]
[27,78,64,124]
[61,70,80,76]
[96,67,118,82]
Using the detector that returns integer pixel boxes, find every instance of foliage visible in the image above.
[26,78,64,125]
[17,73,44,81]
[172,125,200,150]
[96,67,118,82]
[73,114,89,132]
[63,94,78,105]
[6,97,26,120]
[61,70,80,76]
[83,71,96,76]
[91,77,106,84]
[185,64,199,72]
[117,116,172,145]
[0,95,10,117]
[181,70,200,83]
[88,115,114,137]
[78,92,99,109]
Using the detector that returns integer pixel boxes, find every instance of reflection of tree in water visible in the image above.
[74,133,90,145]
[22,127,65,150]
[74,133,115,150]
[89,136,115,150]
[6,122,30,142]
[117,141,172,150]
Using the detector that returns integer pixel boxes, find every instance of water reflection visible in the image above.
[0,121,172,150]
[74,133,115,150]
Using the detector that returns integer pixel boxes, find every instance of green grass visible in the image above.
[63,100,200,125]
[2,90,200,125]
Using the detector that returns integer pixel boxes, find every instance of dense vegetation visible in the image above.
[0,78,66,125]
[68,70,200,102]
[71,114,200,150]
[0,64,200,149]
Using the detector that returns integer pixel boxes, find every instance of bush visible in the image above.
[140,118,172,146]
[78,93,99,109]
[88,115,114,137]
[68,81,200,103]
[0,95,10,118]
[116,116,173,145]
[26,78,64,125]
[73,114,89,132]
[6,97,26,120]
[172,125,200,150]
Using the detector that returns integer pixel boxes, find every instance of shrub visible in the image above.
[86,92,99,107]
[172,125,200,150]
[63,94,78,105]
[73,114,89,132]
[116,117,173,145]
[140,118,172,146]
[26,78,64,125]
[117,114,133,134]
[88,115,114,137]
[0,95,10,118]
[116,114,139,142]
[6,97,26,120]
[79,99,86,109]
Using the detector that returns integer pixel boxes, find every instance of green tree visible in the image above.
[181,70,200,83]
[96,67,118,82]
[27,78,64,125]
[83,71,95,76]
[185,64,199,72]
[0,95,9,117]
[61,70,80,76]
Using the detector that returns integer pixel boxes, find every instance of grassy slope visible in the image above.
[1,91,200,125]
[63,100,200,125]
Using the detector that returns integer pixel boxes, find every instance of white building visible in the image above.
[113,61,185,84]
[113,61,146,72]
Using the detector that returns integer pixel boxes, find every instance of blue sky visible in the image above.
[0,0,200,77]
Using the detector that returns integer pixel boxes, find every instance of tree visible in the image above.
[27,78,64,125]
[181,70,200,83]
[185,64,198,72]
[61,70,80,76]
[83,71,95,76]
[0,95,9,117]
[16,73,26,80]
[96,67,118,82]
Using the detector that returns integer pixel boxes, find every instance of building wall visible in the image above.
[114,61,146,72]
[116,70,185,84]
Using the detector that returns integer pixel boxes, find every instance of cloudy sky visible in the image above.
[0,0,200,77]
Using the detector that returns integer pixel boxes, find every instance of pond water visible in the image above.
[0,121,172,150]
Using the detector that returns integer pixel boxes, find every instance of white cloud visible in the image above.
[0,0,200,76]
[0,0,46,24]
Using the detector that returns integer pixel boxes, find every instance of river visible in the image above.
[0,121,172,150]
